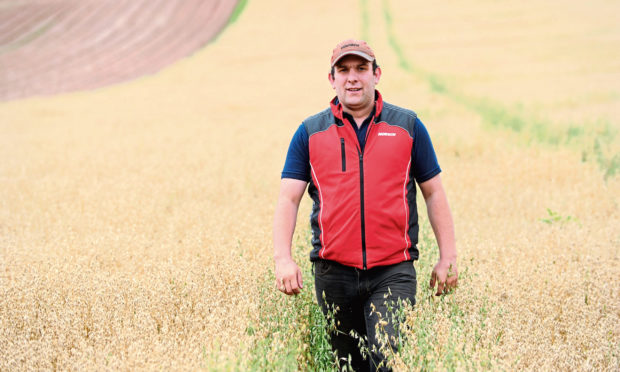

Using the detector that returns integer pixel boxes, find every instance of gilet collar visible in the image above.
[330,90,384,122]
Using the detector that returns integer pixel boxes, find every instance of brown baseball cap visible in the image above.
[330,39,376,68]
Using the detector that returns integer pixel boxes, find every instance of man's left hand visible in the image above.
[430,259,458,296]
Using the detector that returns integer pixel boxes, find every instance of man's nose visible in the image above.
[347,71,358,82]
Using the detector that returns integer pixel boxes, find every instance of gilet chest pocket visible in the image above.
[340,138,346,172]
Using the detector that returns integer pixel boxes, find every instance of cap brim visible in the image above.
[331,51,374,67]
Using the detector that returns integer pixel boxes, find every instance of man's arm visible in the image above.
[273,178,308,295]
[419,174,458,295]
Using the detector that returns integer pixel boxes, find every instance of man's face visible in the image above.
[328,55,381,114]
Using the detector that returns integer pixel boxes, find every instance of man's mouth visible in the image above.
[347,88,362,92]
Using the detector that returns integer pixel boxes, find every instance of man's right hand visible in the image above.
[274,258,304,295]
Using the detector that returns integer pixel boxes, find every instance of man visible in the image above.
[273,39,457,371]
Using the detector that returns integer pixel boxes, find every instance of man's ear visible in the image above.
[327,72,336,89]
[374,66,382,85]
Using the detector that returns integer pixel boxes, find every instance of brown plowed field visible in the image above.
[0,0,238,101]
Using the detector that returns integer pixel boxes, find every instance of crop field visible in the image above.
[1,0,619,370]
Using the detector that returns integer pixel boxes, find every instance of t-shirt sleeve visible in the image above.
[281,124,311,182]
[411,117,442,183]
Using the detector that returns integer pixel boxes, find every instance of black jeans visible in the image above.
[314,259,417,372]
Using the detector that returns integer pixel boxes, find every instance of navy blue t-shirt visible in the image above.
[282,111,441,183]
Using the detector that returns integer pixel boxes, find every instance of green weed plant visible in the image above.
[248,218,505,370]
[540,208,577,225]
